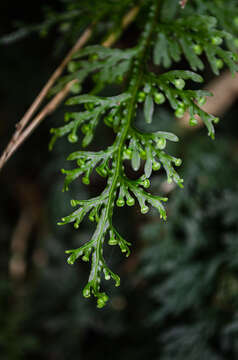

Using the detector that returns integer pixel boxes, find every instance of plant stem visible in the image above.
[89,0,160,290]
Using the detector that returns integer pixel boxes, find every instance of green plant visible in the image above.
[3,0,237,308]
[47,0,238,307]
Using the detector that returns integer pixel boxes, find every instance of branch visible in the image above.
[16,26,94,137]
[179,0,188,9]
[0,25,94,171]
[2,80,77,165]
[0,6,140,171]
[102,6,139,47]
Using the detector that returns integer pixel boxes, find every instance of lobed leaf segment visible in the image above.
[153,15,238,75]
[50,0,238,307]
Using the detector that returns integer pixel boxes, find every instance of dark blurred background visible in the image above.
[1,1,238,359]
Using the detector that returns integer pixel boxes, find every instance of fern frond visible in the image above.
[49,0,238,307]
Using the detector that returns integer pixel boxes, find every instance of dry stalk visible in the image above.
[0,5,140,171]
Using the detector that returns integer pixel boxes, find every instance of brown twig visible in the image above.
[9,179,42,281]
[9,209,34,280]
[102,6,139,47]
[179,0,188,9]
[0,6,140,171]
[15,25,94,138]
[3,80,77,164]
[0,26,94,171]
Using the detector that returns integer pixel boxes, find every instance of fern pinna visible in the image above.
[49,0,238,307]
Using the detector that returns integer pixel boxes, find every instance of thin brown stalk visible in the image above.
[179,0,188,9]
[15,25,94,138]
[3,80,77,164]
[102,6,139,47]
[0,6,140,171]
[0,26,93,171]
